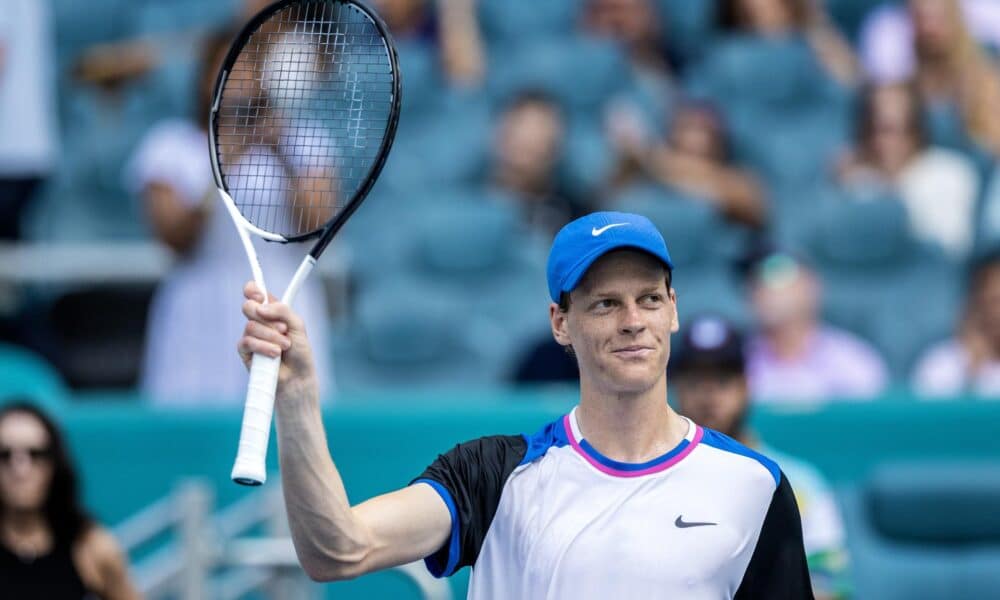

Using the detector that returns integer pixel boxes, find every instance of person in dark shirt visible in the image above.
[0,400,139,599]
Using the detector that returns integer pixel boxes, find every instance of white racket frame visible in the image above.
[219,187,316,486]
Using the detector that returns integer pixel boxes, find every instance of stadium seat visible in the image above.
[379,90,492,192]
[791,196,960,377]
[654,0,716,61]
[331,279,506,390]
[686,35,837,111]
[561,116,616,202]
[130,0,236,36]
[0,342,68,407]
[340,189,552,388]
[477,0,578,45]
[394,39,446,120]
[842,462,1000,600]
[685,35,852,186]
[52,0,134,57]
[487,36,631,115]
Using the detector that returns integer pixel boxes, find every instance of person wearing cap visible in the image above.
[237,211,814,598]
[672,315,852,600]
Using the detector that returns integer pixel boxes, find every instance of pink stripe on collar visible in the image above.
[562,414,703,478]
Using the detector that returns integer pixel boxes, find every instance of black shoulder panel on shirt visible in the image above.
[735,471,815,600]
[413,434,528,573]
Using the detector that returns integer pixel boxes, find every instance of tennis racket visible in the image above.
[209,0,401,486]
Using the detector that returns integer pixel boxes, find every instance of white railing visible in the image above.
[113,479,452,600]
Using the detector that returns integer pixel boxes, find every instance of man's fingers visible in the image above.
[245,320,292,350]
[244,281,264,302]
[257,302,305,333]
[237,335,283,359]
[241,300,289,333]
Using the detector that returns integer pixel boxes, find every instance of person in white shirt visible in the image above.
[912,247,1000,398]
[0,0,57,240]
[125,30,330,405]
[837,82,979,259]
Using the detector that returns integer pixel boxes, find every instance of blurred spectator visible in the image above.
[837,82,979,258]
[858,0,1000,154]
[610,99,767,228]
[746,250,889,402]
[716,0,858,86]
[489,90,577,234]
[585,0,677,137]
[0,401,139,599]
[583,0,673,82]
[912,247,1000,398]
[123,30,331,404]
[0,0,57,240]
[671,315,851,600]
[373,0,484,85]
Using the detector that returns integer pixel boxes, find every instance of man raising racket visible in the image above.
[238,211,813,598]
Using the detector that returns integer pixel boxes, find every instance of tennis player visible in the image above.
[238,211,813,598]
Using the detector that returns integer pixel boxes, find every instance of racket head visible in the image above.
[208,0,401,246]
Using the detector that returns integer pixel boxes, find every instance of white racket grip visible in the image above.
[232,352,281,485]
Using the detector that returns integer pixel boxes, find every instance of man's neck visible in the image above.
[576,376,687,463]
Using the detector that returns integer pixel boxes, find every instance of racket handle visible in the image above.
[231,352,281,486]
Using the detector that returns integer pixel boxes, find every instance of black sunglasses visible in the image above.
[0,446,53,464]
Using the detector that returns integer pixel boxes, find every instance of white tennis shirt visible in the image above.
[414,407,812,599]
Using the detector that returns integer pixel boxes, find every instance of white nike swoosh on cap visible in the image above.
[591,223,629,236]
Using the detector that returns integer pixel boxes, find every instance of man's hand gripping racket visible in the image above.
[209,0,400,485]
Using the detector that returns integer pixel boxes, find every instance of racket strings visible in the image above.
[215,0,394,238]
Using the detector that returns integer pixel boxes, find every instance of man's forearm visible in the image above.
[275,391,372,580]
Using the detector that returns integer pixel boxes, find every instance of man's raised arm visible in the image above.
[238,282,452,581]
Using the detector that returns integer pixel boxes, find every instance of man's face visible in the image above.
[673,368,749,438]
[550,250,678,395]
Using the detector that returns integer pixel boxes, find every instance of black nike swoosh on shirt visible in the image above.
[675,515,717,528]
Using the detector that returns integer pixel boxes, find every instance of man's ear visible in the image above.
[550,302,572,347]
[668,287,680,333]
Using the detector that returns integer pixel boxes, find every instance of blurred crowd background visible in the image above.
[2,1,1000,598]
[4,0,1000,403]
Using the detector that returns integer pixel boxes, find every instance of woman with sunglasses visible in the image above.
[0,401,139,599]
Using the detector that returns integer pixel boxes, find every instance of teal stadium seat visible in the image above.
[394,39,446,120]
[379,90,492,192]
[654,0,716,61]
[477,0,578,44]
[27,84,153,241]
[332,279,503,390]
[793,196,959,377]
[487,36,631,115]
[339,191,550,388]
[613,184,749,325]
[561,116,616,202]
[685,35,851,186]
[842,462,1000,600]
[0,342,68,407]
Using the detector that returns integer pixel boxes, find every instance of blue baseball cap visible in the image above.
[546,211,674,303]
